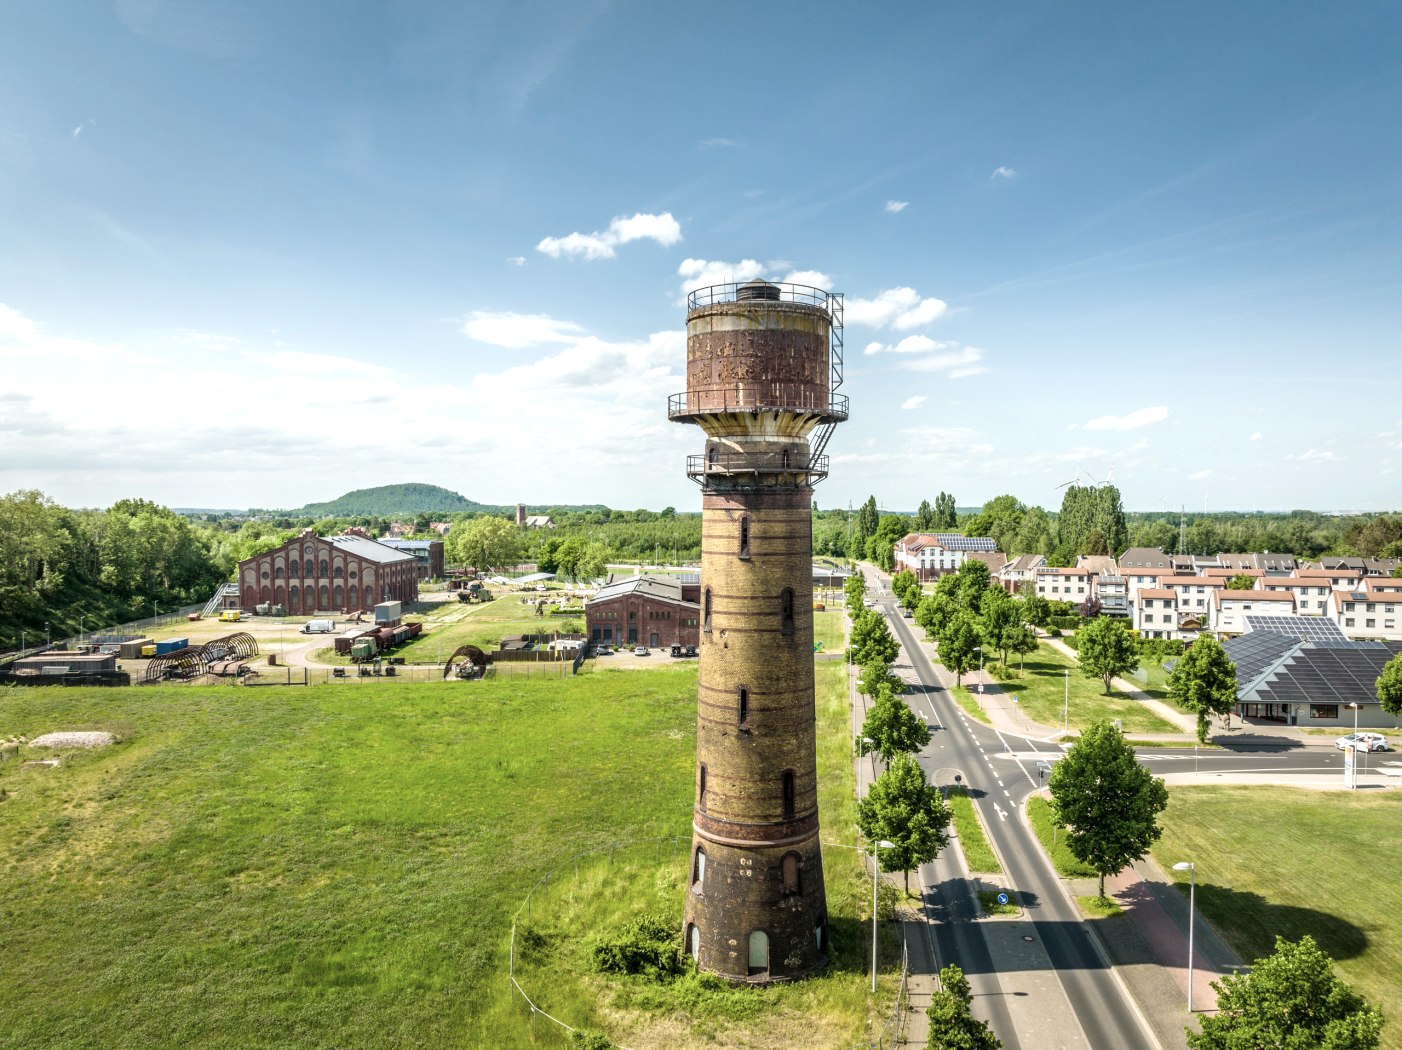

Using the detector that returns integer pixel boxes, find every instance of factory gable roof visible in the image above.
[328,535,417,564]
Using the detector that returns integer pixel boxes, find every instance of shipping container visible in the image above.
[120,638,155,659]
[141,644,157,657]
[374,601,402,625]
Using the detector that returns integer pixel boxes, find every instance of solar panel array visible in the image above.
[1243,615,1350,645]
[933,534,997,551]
[1254,645,1402,707]
[1223,631,1301,690]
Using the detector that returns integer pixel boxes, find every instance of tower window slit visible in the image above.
[739,516,750,558]
[738,686,749,729]
[703,588,712,631]
[780,588,795,636]
[782,769,795,820]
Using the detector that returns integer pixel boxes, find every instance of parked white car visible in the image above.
[1335,732,1390,753]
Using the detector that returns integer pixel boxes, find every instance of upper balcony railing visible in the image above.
[687,281,838,313]
[685,450,829,486]
[668,385,849,423]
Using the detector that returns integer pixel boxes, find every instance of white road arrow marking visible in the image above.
[993,804,1007,822]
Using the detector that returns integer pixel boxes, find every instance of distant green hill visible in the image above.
[293,483,486,518]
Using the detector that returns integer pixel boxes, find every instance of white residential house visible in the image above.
[1133,588,1186,639]
[1158,576,1224,622]
[1094,574,1129,617]
[998,553,1047,593]
[1034,567,1092,603]
[893,533,998,581]
[1212,589,1296,635]
[1292,566,1364,591]
[1258,578,1335,615]
[1326,591,1402,641]
[1121,568,1169,599]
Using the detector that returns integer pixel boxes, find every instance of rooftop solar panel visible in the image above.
[1243,615,1349,643]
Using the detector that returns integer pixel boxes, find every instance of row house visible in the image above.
[1121,568,1169,599]
[1259,578,1335,615]
[1325,591,1402,642]
[1212,589,1297,635]
[1160,576,1224,619]
[1034,567,1092,602]
[1132,589,1192,639]
[1292,566,1364,590]
[998,553,1047,593]
[893,533,999,581]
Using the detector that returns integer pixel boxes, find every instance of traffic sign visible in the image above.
[996,892,1009,906]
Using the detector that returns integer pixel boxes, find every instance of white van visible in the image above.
[301,619,337,634]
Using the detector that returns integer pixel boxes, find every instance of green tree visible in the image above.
[1377,651,1402,717]
[956,559,992,611]
[979,588,1020,668]
[845,569,868,612]
[859,688,932,761]
[937,611,982,685]
[1048,720,1169,899]
[927,965,1002,1050]
[915,592,956,639]
[1021,593,1051,629]
[1187,935,1383,1050]
[857,754,951,894]
[851,608,899,667]
[915,499,936,531]
[1225,573,1256,590]
[445,515,520,572]
[891,569,920,609]
[1167,635,1239,744]
[1076,615,1140,695]
[857,496,880,543]
[935,491,958,530]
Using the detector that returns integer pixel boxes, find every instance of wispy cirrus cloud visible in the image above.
[537,211,681,260]
[461,310,583,348]
[506,256,526,267]
[1287,449,1335,463]
[700,137,742,148]
[900,395,927,410]
[1082,406,1169,431]
[991,165,1016,180]
[1188,469,1214,481]
[1249,431,1262,441]
[901,346,986,378]
[846,287,948,330]
[884,200,908,214]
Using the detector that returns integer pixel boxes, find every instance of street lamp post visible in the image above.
[871,838,895,993]
[1172,861,1196,1012]
[1346,702,1362,788]
[973,645,984,695]
[1063,669,1070,734]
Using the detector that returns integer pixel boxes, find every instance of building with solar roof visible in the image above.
[1222,616,1402,728]
[893,532,999,581]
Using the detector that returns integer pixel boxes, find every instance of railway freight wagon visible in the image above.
[344,622,423,662]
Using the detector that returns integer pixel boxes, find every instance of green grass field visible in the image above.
[1024,796,1096,879]
[1152,786,1402,1050]
[0,652,885,1048]
[812,608,845,654]
[985,645,1177,733]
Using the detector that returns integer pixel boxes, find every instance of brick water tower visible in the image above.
[670,279,847,982]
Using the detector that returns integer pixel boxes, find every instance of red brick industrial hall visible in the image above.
[587,574,700,647]
[237,528,419,614]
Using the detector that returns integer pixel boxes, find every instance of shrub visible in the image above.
[570,1030,615,1050]
[591,912,683,979]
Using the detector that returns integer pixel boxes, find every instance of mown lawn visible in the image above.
[1152,786,1402,1050]
[813,608,846,655]
[0,655,884,1048]
[987,645,1176,733]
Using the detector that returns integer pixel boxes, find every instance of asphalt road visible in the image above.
[861,570,1389,1048]
[881,591,1157,1049]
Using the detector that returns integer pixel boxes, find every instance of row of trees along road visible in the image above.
[892,561,1040,685]
[846,569,952,894]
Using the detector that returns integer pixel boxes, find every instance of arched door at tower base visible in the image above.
[748,931,768,976]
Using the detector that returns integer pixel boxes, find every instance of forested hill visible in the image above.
[286,484,486,518]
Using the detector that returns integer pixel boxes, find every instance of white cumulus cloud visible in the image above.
[884,200,908,213]
[864,335,956,355]
[1249,431,1262,441]
[537,211,682,260]
[781,269,832,289]
[1082,406,1170,432]
[900,395,927,410]
[902,346,987,378]
[461,311,584,348]
[846,287,949,330]
[991,166,1016,180]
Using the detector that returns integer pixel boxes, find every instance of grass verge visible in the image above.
[947,787,1000,874]
[1153,785,1402,1050]
[1076,895,1123,918]
[1025,796,1096,878]
[988,647,1178,733]
[977,891,1018,916]
[949,685,991,724]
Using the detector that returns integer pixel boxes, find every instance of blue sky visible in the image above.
[2,1,1399,513]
